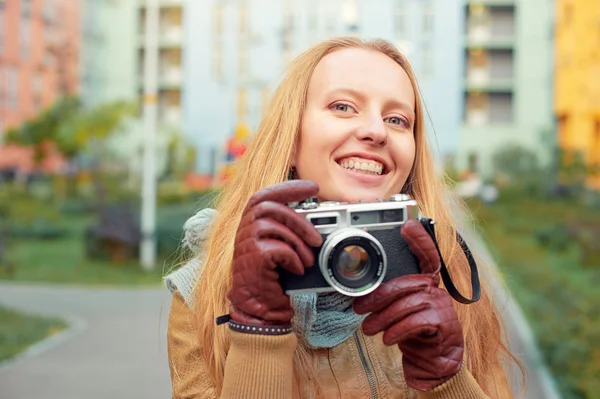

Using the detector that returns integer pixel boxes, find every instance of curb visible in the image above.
[0,314,88,374]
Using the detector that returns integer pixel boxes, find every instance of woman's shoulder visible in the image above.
[164,206,218,310]
[164,258,203,310]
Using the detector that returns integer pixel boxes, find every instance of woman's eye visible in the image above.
[332,103,354,113]
[385,116,408,127]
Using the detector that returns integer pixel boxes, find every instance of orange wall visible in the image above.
[0,0,81,133]
[554,0,600,189]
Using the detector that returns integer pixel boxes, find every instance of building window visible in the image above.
[8,67,18,110]
[0,67,4,112]
[488,92,513,123]
[422,2,434,40]
[0,4,4,55]
[468,153,479,174]
[422,45,434,77]
[593,120,600,166]
[33,74,43,112]
[394,2,406,39]
[22,0,32,17]
[20,17,31,59]
[343,0,359,34]
[212,3,224,81]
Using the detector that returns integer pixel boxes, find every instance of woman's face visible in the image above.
[295,48,416,203]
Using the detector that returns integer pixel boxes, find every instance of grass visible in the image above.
[1,213,166,286]
[0,192,218,286]
[467,196,600,399]
[0,306,67,362]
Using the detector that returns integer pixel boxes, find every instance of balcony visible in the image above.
[139,5,183,47]
[160,26,183,45]
[466,3,515,48]
[160,67,183,87]
[139,27,183,48]
[466,74,513,92]
[160,107,182,125]
[465,48,514,92]
[139,0,184,6]
[464,92,513,125]
[466,0,515,5]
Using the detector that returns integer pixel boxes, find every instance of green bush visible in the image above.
[8,221,68,240]
[470,196,600,399]
[59,198,98,215]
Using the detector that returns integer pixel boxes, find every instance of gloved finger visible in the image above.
[400,347,444,377]
[381,293,457,346]
[244,200,323,247]
[238,218,316,267]
[361,291,433,336]
[260,239,307,276]
[237,266,293,308]
[381,309,441,346]
[401,220,441,284]
[353,275,434,315]
[234,238,305,275]
[244,180,320,212]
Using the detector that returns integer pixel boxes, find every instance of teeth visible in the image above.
[338,157,384,175]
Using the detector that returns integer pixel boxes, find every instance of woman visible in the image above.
[165,37,519,398]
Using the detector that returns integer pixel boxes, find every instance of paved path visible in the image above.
[0,283,173,399]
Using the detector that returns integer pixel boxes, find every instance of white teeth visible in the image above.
[338,158,385,175]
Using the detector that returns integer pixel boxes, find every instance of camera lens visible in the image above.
[319,228,387,297]
[337,245,369,280]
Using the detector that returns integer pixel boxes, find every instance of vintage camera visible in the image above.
[278,194,423,297]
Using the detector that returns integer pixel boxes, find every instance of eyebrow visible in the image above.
[327,87,415,116]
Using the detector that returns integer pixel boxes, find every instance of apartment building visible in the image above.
[185,0,465,174]
[0,0,81,173]
[554,0,600,189]
[458,0,555,177]
[138,0,185,130]
[0,0,80,133]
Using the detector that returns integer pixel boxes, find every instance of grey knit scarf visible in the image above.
[169,208,366,349]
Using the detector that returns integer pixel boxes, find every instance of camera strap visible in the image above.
[419,218,481,304]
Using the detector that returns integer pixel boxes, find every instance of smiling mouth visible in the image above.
[336,157,386,176]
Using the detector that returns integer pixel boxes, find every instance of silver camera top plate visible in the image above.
[289,195,420,234]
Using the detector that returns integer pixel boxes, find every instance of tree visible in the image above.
[5,96,135,164]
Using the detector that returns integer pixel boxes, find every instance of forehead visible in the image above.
[309,48,415,107]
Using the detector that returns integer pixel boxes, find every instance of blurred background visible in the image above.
[0,0,598,398]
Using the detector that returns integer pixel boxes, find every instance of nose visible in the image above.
[356,115,388,146]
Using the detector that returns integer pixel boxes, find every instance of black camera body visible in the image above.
[278,194,422,297]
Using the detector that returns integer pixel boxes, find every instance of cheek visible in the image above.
[391,135,417,174]
[297,112,340,162]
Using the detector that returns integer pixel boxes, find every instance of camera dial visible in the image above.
[390,194,412,202]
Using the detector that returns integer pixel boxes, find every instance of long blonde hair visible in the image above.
[194,37,519,397]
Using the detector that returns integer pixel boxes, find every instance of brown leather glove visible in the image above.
[353,219,464,391]
[227,180,323,326]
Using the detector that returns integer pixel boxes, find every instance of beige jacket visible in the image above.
[167,290,491,399]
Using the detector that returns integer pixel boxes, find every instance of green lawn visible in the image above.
[0,306,67,362]
[2,213,166,286]
[0,194,217,286]
[468,197,600,399]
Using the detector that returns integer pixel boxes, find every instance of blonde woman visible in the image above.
[165,37,519,398]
